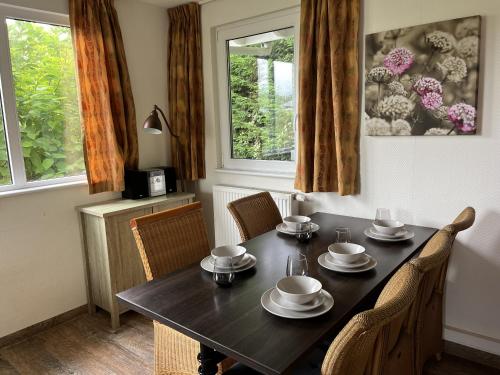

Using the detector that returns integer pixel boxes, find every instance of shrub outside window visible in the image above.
[0,5,85,193]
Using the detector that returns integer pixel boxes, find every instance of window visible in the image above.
[0,5,85,193]
[217,9,299,174]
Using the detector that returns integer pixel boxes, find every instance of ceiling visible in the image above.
[138,0,209,8]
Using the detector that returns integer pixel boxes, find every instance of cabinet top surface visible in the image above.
[77,192,195,217]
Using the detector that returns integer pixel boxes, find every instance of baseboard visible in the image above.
[444,326,500,370]
[0,305,87,348]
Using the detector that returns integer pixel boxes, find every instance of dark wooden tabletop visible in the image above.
[116,212,437,374]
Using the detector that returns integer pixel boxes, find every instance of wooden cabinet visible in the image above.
[78,193,195,329]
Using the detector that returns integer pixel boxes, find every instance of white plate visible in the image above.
[364,228,415,242]
[325,253,370,269]
[208,253,252,269]
[318,253,377,273]
[261,288,334,319]
[270,288,326,312]
[369,227,407,239]
[276,222,320,235]
[201,254,256,273]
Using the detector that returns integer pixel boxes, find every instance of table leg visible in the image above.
[197,344,219,375]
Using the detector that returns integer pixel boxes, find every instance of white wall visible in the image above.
[0,0,169,337]
[200,0,500,355]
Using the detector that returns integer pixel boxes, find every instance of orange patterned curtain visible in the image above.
[294,0,360,195]
[168,3,205,181]
[69,0,138,194]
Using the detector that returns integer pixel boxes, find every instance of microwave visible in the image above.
[122,168,167,199]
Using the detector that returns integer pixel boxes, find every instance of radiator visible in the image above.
[213,185,298,246]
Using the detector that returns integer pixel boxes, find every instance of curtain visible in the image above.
[69,0,138,194]
[294,0,360,195]
[168,3,205,181]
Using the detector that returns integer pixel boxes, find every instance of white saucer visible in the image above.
[208,253,252,269]
[270,288,326,312]
[276,222,320,235]
[364,228,415,242]
[261,288,334,319]
[369,227,406,238]
[325,253,370,269]
[318,253,377,273]
[201,254,256,273]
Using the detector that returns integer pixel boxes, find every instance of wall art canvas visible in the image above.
[365,16,481,136]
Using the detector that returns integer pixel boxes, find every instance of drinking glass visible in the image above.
[336,227,351,243]
[286,253,308,276]
[375,208,391,221]
[295,222,312,243]
[213,256,235,287]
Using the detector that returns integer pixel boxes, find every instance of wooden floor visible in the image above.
[1,310,499,375]
[0,311,153,375]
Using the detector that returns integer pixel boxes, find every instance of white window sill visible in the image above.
[215,168,295,180]
[0,178,88,198]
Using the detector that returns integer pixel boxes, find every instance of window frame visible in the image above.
[0,4,86,194]
[216,8,300,175]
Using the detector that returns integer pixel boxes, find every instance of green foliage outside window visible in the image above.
[0,19,84,185]
[229,36,295,161]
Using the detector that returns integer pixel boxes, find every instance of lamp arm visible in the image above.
[154,105,185,191]
[155,105,179,138]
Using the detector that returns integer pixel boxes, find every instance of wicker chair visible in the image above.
[321,263,421,375]
[410,207,475,374]
[130,202,234,375]
[444,206,476,238]
[227,192,283,242]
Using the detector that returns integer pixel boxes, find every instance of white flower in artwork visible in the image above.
[391,119,412,135]
[388,81,407,96]
[366,118,391,136]
[457,36,479,67]
[425,31,457,53]
[424,127,455,135]
[367,66,394,84]
[437,56,467,83]
[377,95,415,120]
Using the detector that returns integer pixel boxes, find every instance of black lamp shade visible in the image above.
[143,109,162,134]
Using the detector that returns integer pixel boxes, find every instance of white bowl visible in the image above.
[372,219,405,235]
[211,245,246,264]
[328,243,366,264]
[283,215,311,232]
[276,276,322,304]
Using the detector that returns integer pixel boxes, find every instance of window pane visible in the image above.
[7,18,84,182]
[228,28,295,161]
[0,99,12,186]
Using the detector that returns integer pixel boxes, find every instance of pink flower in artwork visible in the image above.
[413,77,443,96]
[384,47,415,75]
[421,92,443,110]
[448,103,476,133]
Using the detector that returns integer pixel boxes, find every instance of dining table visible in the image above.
[116,212,437,375]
